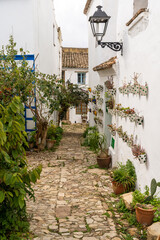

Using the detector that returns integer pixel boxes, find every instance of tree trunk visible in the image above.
[36,120,48,150]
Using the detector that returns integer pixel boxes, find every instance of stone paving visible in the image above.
[26,124,140,240]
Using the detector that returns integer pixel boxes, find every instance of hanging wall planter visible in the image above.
[136,116,144,125]
[96,84,103,92]
[139,83,148,96]
[97,98,103,105]
[138,154,147,164]
[129,113,137,122]
[106,88,116,96]
[132,84,140,94]
[88,87,92,93]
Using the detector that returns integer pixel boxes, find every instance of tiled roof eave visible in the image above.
[93,57,117,72]
[83,0,92,14]
[126,8,148,26]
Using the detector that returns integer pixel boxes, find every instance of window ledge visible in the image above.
[126,8,149,37]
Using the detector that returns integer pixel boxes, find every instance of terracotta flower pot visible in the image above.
[97,155,111,169]
[46,139,56,149]
[112,181,127,195]
[136,205,155,226]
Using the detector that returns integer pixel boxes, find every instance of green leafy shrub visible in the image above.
[0,97,42,239]
[47,124,56,140]
[82,126,105,152]
[83,126,97,138]
[47,125,63,145]
[111,160,137,191]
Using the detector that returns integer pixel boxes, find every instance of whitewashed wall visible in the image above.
[64,68,89,124]
[116,0,160,192]
[0,0,61,76]
[0,0,62,128]
[86,0,118,142]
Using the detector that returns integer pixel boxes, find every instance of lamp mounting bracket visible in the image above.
[98,41,123,55]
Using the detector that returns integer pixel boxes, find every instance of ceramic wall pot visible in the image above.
[129,114,137,122]
[46,139,56,149]
[139,86,148,96]
[136,205,155,226]
[112,181,126,195]
[97,155,111,169]
[138,154,147,164]
[136,116,144,125]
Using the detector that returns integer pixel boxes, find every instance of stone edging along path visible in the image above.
[26,124,144,240]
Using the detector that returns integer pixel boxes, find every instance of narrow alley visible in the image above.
[26,124,139,240]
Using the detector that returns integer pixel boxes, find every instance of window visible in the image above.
[133,0,148,14]
[76,103,87,115]
[77,73,86,85]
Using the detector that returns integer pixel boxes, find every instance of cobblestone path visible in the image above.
[26,124,137,240]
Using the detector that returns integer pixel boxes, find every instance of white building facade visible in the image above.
[84,0,160,192]
[0,0,62,130]
[62,48,89,124]
[0,0,62,76]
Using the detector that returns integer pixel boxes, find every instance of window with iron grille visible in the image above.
[76,103,87,114]
[77,73,86,85]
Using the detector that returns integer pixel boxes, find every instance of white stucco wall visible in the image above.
[0,0,61,76]
[116,0,160,192]
[86,0,118,140]
[0,0,62,128]
[63,68,89,124]
[86,0,160,191]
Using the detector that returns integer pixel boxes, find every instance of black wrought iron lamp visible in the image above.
[89,6,123,55]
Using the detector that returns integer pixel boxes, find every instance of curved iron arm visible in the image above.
[98,41,123,55]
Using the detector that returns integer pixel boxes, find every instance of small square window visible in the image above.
[76,103,87,114]
[77,73,86,85]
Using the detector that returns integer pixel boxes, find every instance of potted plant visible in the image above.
[110,160,137,195]
[46,124,56,149]
[96,133,111,169]
[131,144,147,164]
[139,83,148,96]
[132,179,160,226]
[107,124,116,136]
[116,126,123,138]
[136,116,144,125]
[127,135,134,148]
[122,131,129,142]
[28,131,36,149]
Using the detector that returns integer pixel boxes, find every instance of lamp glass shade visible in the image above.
[89,6,110,42]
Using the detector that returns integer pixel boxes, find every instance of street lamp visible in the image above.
[89,6,123,54]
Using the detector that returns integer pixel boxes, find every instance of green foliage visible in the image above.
[47,124,63,145]
[0,97,42,238]
[112,160,137,190]
[82,126,105,153]
[83,126,97,138]
[47,125,56,140]
[132,184,160,212]
[0,36,88,149]
[116,199,129,213]
[28,131,36,144]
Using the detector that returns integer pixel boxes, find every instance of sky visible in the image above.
[54,0,88,48]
